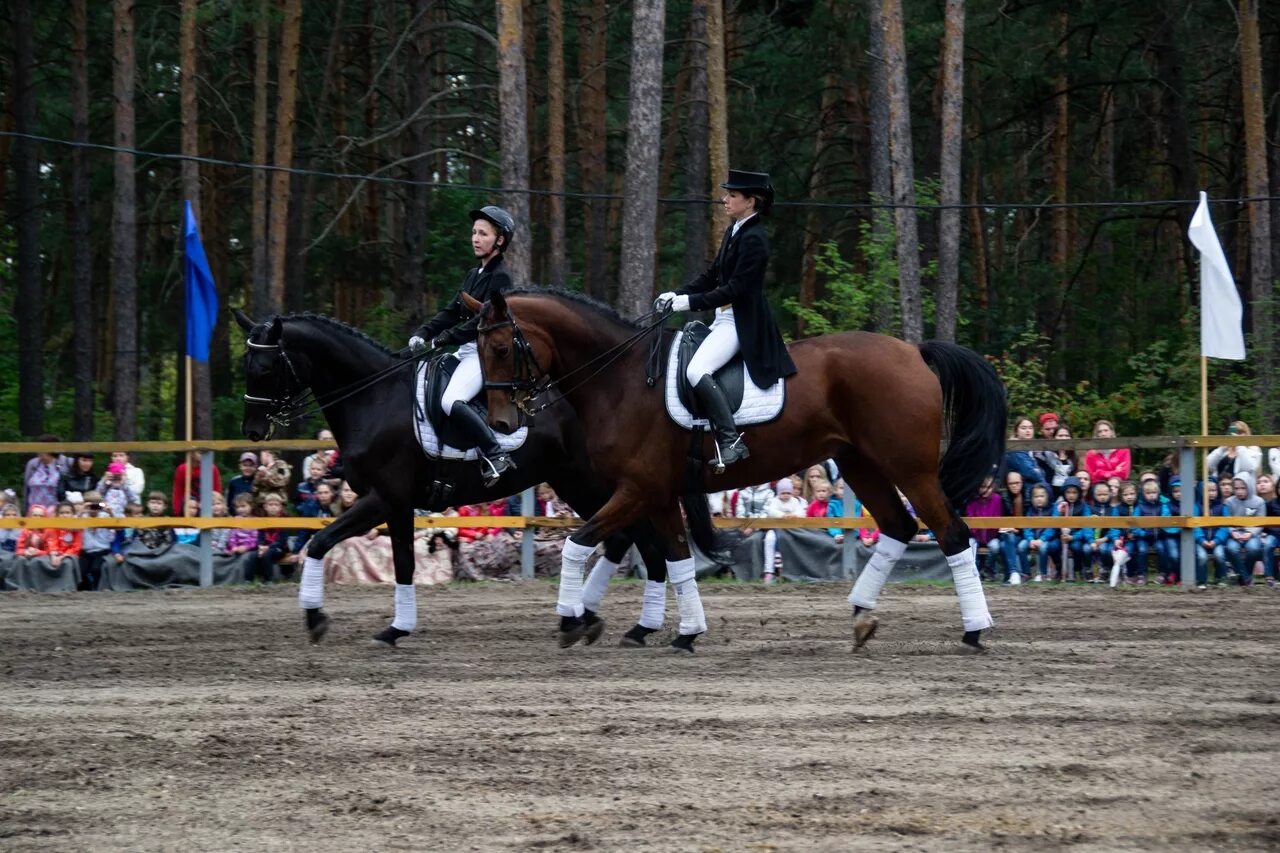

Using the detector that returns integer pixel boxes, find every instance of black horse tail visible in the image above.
[681,490,733,562]
[918,340,1008,508]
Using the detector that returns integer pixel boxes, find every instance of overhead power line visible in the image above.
[4,130,1279,212]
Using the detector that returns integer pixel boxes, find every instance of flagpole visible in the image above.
[185,354,193,513]
[1200,355,1209,520]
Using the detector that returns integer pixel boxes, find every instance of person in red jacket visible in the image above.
[1084,419,1131,484]
[172,451,223,512]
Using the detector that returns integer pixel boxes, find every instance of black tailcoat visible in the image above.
[679,216,797,387]
[414,255,512,346]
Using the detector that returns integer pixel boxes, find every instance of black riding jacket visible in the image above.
[678,216,797,387]
[413,255,512,346]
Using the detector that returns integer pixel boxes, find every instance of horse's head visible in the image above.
[234,309,308,441]
[466,291,548,434]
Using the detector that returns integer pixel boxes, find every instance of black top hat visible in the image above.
[720,169,774,214]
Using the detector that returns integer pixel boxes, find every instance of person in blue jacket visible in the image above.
[1082,480,1115,582]
[1019,483,1061,581]
[1128,478,1177,583]
[1055,476,1090,581]
[1192,476,1230,587]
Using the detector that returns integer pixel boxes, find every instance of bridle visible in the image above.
[475,307,669,417]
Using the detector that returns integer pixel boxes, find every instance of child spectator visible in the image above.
[1193,478,1230,588]
[59,454,98,502]
[1133,478,1178,584]
[1056,476,1089,581]
[1083,481,1115,583]
[1223,473,1270,586]
[1262,480,1280,585]
[1002,417,1048,501]
[0,504,20,554]
[206,493,232,554]
[47,502,83,573]
[79,491,115,591]
[173,451,222,512]
[174,498,201,545]
[965,476,1010,582]
[1073,469,1091,496]
[801,465,829,502]
[109,501,146,565]
[806,480,833,519]
[1019,483,1061,582]
[1084,419,1131,484]
[109,451,146,497]
[134,491,176,550]
[97,462,139,517]
[17,504,50,558]
[300,429,336,483]
[762,479,807,584]
[825,479,848,542]
[253,492,298,583]
[1206,421,1263,483]
[735,481,775,521]
[296,456,333,508]
[225,494,260,556]
[225,452,258,505]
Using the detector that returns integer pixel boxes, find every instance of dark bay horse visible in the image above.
[234,309,713,647]
[466,289,1007,651]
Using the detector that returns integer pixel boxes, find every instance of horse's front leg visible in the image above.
[297,491,388,643]
[372,507,418,647]
[557,486,646,648]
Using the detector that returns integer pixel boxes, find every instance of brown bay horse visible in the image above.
[465,289,1008,652]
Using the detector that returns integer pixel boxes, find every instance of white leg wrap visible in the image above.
[947,549,994,632]
[1109,549,1127,587]
[668,557,706,636]
[763,530,778,576]
[557,539,594,618]
[581,556,618,613]
[298,555,325,610]
[639,579,667,629]
[391,582,417,632]
[848,534,908,609]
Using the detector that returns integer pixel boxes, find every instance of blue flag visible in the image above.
[183,200,218,362]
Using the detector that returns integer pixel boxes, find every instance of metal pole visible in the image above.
[842,482,856,577]
[1179,442,1195,590]
[198,448,214,587]
[520,486,535,579]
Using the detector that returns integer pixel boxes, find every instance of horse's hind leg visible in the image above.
[372,506,419,647]
[836,450,918,647]
[297,491,387,643]
[598,519,670,649]
[556,486,647,648]
[899,473,993,651]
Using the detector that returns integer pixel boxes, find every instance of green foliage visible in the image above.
[782,216,898,336]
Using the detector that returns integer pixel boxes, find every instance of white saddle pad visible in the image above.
[412,361,528,461]
[664,330,786,431]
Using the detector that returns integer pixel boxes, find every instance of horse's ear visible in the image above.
[232,308,255,332]
[490,289,509,318]
[460,292,483,314]
[266,316,284,343]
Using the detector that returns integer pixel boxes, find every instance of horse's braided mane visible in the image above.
[280,312,394,355]
[508,286,642,330]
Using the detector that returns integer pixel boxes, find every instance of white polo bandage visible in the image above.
[847,534,908,609]
[299,555,325,610]
[557,538,594,618]
[947,549,994,632]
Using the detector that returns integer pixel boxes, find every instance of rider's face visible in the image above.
[722,190,757,222]
[472,220,501,258]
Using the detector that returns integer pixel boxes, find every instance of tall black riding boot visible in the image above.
[691,375,749,472]
[449,403,516,487]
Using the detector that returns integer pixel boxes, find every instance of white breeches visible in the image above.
[441,343,481,415]
[685,310,739,385]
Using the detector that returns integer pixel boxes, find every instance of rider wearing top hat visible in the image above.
[408,206,517,486]
[655,170,797,470]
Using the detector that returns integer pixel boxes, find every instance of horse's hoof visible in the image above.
[558,616,587,648]
[670,633,700,654]
[852,612,879,649]
[372,626,410,647]
[582,611,606,646]
[960,630,986,653]
[620,624,656,647]
[305,608,330,644]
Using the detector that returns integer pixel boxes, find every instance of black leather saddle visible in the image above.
[675,321,746,417]
[419,353,488,451]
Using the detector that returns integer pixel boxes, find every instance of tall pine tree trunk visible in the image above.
[267,0,302,314]
[618,0,666,317]
[577,0,608,297]
[250,0,271,318]
[682,0,710,285]
[881,0,923,342]
[497,0,532,283]
[934,0,964,342]
[1238,0,1274,429]
[1050,8,1069,339]
[399,0,430,322]
[13,0,43,436]
[112,0,139,440]
[546,0,568,285]
[180,0,212,439]
[868,0,894,333]
[706,0,729,243]
[71,0,94,440]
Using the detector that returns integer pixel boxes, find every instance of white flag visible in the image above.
[1188,191,1245,360]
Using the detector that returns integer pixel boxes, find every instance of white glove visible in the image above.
[654,292,677,311]
[670,294,691,312]
[408,335,428,354]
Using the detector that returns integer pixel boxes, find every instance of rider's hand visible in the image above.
[670,294,690,312]
[654,291,677,311]
[408,335,427,354]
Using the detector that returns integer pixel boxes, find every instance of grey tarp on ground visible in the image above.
[0,555,80,592]
[98,544,252,590]
[710,529,952,583]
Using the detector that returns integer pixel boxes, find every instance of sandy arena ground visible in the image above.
[1,580,1278,851]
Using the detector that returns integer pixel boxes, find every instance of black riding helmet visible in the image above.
[469,205,516,252]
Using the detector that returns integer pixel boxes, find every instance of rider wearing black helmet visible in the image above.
[408,206,517,486]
